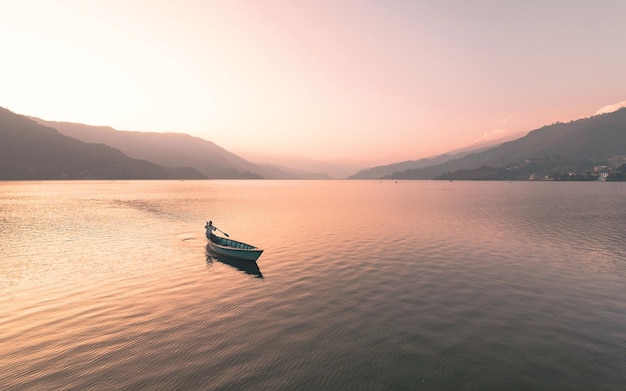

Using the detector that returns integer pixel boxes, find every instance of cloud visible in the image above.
[596,101,626,115]
[471,116,512,144]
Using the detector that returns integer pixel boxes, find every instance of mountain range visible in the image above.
[0,107,204,180]
[347,132,524,180]
[384,108,626,180]
[29,118,329,180]
[2,105,625,181]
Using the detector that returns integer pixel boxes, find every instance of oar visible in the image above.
[215,226,230,237]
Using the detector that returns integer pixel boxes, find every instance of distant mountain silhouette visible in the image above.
[385,108,626,180]
[349,153,468,180]
[31,119,316,179]
[242,161,331,179]
[234,151,354,179]
[348,133,523,179]
[0,107,205,180]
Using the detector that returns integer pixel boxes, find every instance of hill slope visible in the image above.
[349,153,467,180]
[387,108,626,180]
[31,119,311,179]
[0,107,205,180]
[348,133,524,179]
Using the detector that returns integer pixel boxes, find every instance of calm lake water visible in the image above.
[1,180,625,390]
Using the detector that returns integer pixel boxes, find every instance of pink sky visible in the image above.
[1,1,625,165]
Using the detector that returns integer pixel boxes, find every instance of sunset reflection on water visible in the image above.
[1,180,625,390]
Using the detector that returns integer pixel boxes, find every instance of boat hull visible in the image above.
[207,233,263,261]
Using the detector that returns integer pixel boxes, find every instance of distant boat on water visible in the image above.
[205,222,263,262]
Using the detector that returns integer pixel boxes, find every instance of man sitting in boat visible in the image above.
[206,221,216,237]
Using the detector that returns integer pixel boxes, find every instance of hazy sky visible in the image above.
[1,1,625,164]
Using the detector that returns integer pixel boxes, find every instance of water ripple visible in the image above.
[1,181,625,390]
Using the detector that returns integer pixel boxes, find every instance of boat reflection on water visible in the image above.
[206,245,263,278]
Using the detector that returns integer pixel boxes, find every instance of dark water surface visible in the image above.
[1,180,625,390]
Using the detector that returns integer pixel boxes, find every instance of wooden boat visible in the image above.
[205,223,263,261]
[206,245,263,278]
